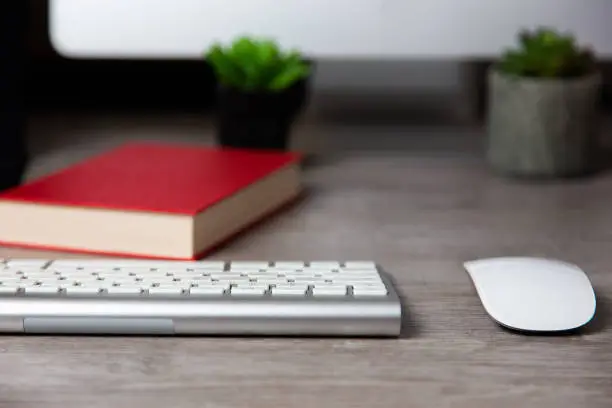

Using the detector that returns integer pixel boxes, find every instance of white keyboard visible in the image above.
[0,259,402,337]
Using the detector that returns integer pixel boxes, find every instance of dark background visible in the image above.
[25,1,612,115]
[27,1,217,113]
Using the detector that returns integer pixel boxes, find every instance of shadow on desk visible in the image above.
[383,273,420,339]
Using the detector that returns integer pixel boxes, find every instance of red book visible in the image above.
[0,142,302,259]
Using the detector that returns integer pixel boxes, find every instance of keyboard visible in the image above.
[0,259,402,337]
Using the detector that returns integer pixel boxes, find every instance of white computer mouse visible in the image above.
[464,257,596,332]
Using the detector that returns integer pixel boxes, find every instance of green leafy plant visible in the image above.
[205,36,311,92]
[497,27,597,78]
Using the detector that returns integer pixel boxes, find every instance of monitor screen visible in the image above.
[49,0,612,59]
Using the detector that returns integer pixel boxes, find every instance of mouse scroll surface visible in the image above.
[464,257,596,332]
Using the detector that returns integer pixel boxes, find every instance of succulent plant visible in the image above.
[205,36,311,92]
[497,27,597,78]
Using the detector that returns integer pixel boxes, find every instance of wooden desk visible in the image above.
[1,153,611,407]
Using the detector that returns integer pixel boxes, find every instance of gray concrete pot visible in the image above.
[486,68,602,177]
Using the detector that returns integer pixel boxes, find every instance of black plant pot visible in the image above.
[215,76,310,151]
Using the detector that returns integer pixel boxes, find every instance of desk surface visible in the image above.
[1,153,611,407]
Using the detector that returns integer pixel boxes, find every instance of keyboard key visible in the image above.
[288,276,326,283]
[24,285,60,295]
[230,286,267,296]
[312,285,348,297]
[148,286,184,296]
[169,270,217,278]
[34,277,62,283]
[106,278,142,287]
[336,269,379,276]
[65,287,101,295]
[0,277,23,284]
[333,276,383,284]
[271,287,307,296]
[189,287,225,296]
[352,280,387,287]
[6,259,51,268]
[235,281,269,289]
[106,286,142,295]
[252,278,282,285]
[197,281,230,289]
[352,287,388,297]
[0,285,18,295]
[211,273,248,280]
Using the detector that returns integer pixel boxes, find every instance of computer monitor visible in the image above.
[50,0,612,59]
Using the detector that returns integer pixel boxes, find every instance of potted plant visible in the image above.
[486,27,602,177]
[205,36,313,150]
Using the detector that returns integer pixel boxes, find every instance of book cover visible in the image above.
[0,142,302,259]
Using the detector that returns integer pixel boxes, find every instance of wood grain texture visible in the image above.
[2,135,612,407]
